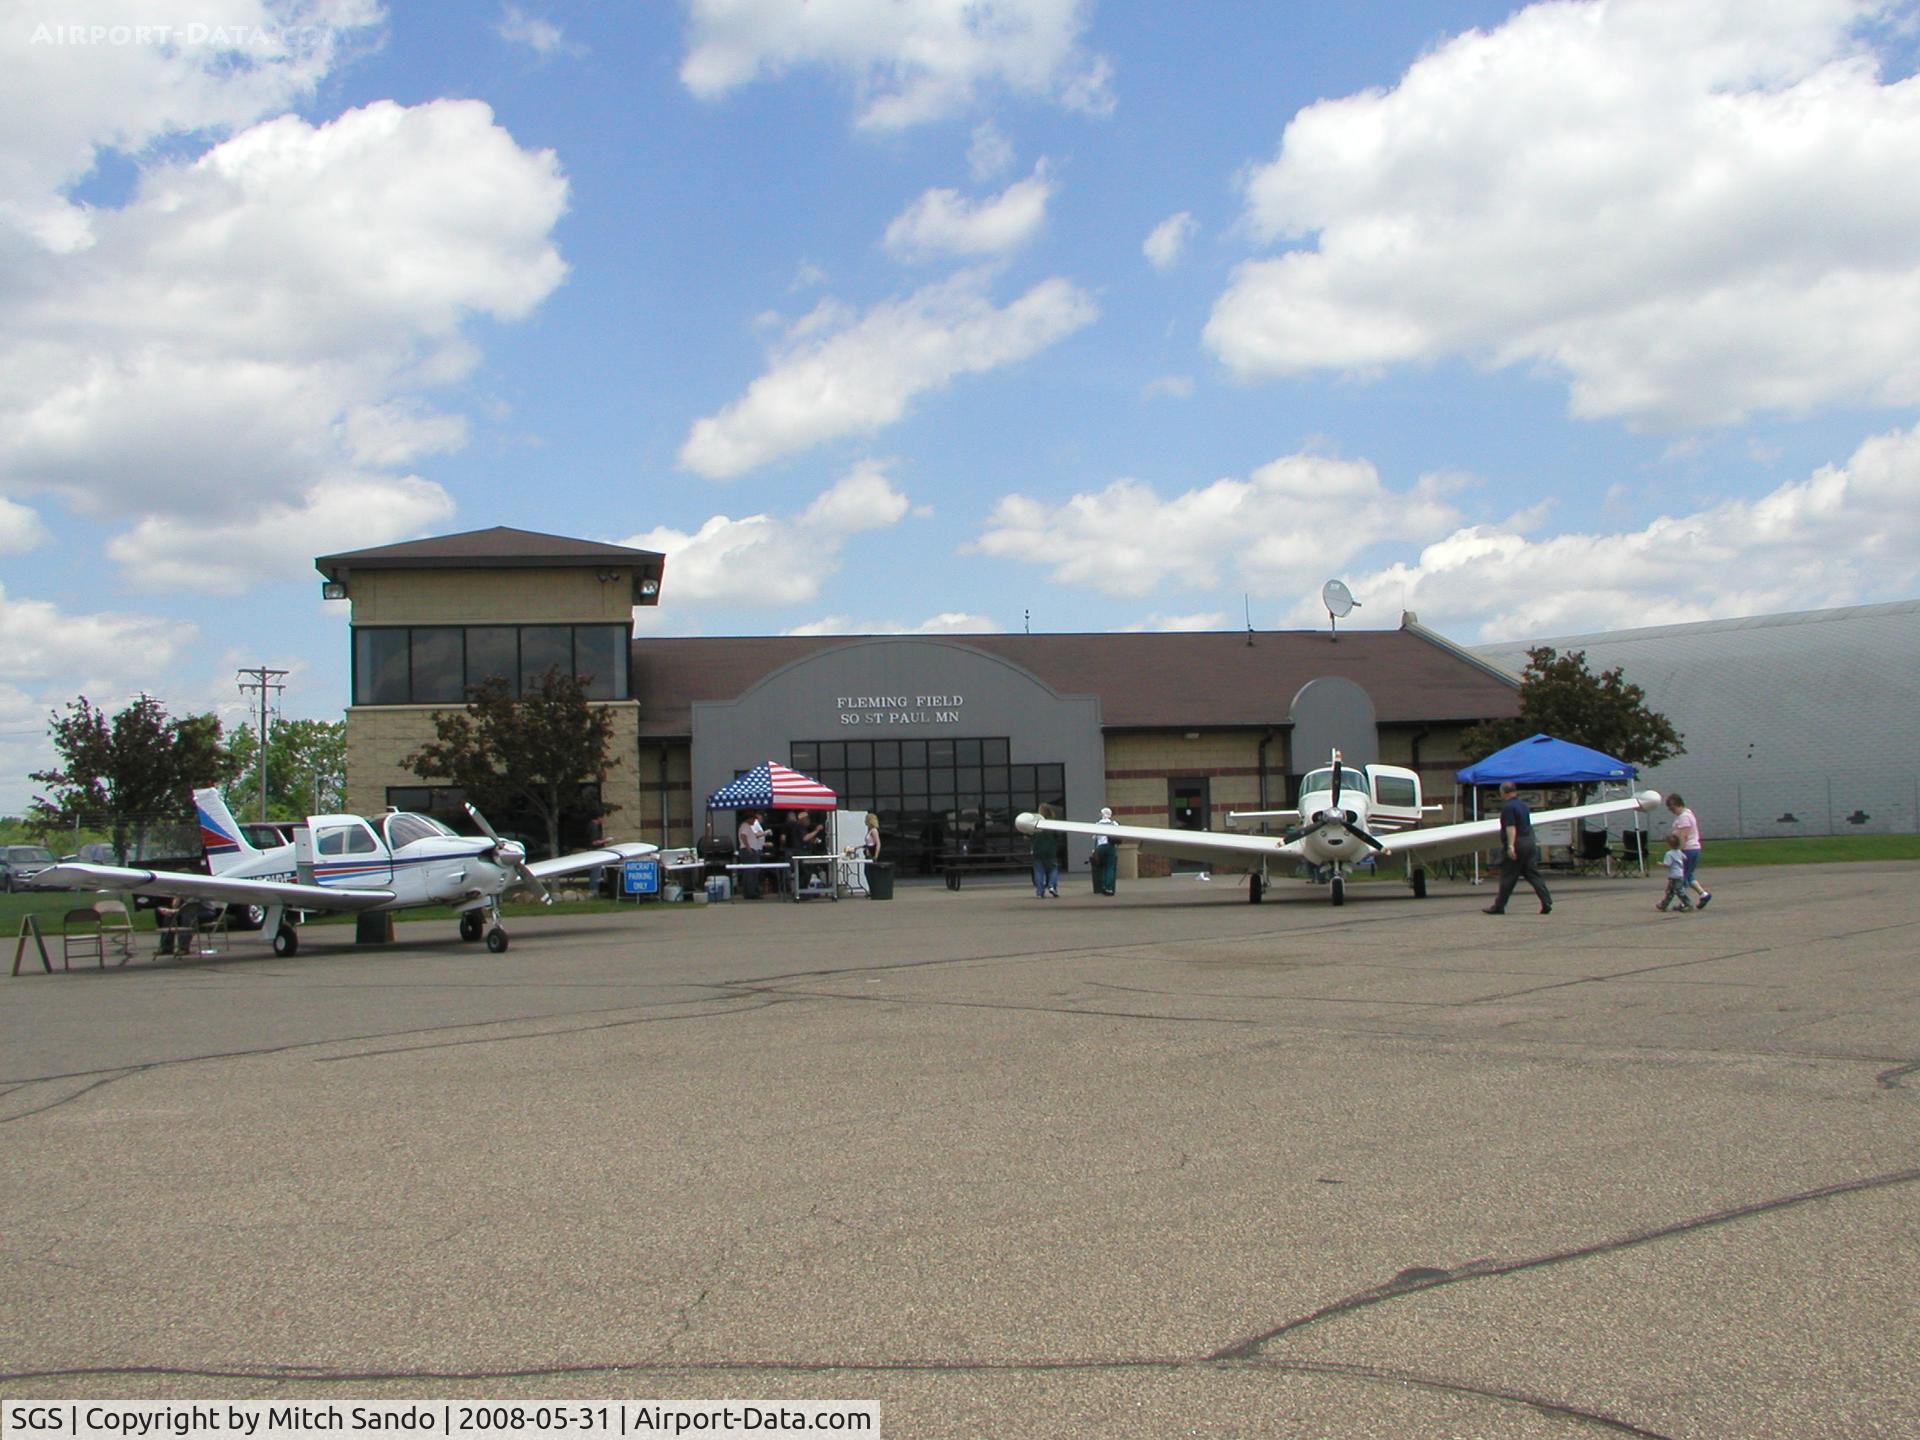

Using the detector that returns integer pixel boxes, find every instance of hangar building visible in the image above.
[1476,600,1920,838]
[318,526,1523,872]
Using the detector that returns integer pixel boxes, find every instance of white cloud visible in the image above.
[972,451,1464,598]
[968,121,1016,182]
[884,162,1054,261]
[105,474,456,594]
[1141,374,1194,400]
[1311,422,1920,642]
[620,463,912,608]
[0,583,191,691]
[679,0,1113,129]
[1206,0,1920,429]
[1,0,385,252]
[785,611,1000,635]
[1143,211,1196,270]
[1122,612,1231,632]
[495,5,576,57]
[0,498,49,555]
[679,269,1098,478]
[0,97,569,583]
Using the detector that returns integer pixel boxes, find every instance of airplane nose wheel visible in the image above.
[485,927,509,953]
[1331,876,1346,906]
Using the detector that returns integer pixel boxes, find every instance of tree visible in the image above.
[404,668,619,859]
[30,695,232,860]
[221,718,347,819]
[1464,646,1685,770]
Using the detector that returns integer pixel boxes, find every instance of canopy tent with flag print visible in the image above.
[706,761,838,811]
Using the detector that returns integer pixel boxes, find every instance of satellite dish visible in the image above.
[1322,580,1360,640]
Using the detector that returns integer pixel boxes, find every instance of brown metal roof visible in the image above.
[630,626,1519,737]
[316,527,666,605]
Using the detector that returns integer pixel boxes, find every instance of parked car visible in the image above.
[0,843,59,891]
[63,842,120,865]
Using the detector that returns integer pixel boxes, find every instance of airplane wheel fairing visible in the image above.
[460,912,484,942]
[273,926,299,957]
[486,927,509,953]
[1412,869,1428,899]
[1331,877,1346,906]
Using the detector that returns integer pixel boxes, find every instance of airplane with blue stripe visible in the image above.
[33,788,657,956]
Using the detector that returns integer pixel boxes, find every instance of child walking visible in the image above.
[1656,847,1694,912]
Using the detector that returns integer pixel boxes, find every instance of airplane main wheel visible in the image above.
[273,925,299,957]
[459,912,484,943]
[1331,876,1346,906]
[1249,875,1264,904]
[1411,868,1428,899]
[485,927,509,953]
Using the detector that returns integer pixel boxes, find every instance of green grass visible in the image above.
[1693,833,1920,867]
[0,888,674,938]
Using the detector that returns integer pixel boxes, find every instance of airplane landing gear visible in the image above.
[486,927,509,953]
[1331,875,1346,906]
[1411,867,1428,899]
[459,912,484,943]
[1248,873,1265,904]
[273,925,299,957]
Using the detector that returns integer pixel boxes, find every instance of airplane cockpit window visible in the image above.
[1301,767,1372,798]
[385,813,453,849]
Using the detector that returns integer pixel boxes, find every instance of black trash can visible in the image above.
[866,861,894,900]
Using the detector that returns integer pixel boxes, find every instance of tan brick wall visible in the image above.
[347,568,633,625]
[346,701,644,830]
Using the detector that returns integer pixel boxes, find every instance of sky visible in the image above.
[4,0,1920,812]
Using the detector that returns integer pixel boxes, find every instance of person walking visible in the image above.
[1656,845,1695,912]
[1030,805,1060,897]
[1664,793,1713,909]
[1091,806,1120,895]
[1484,781,1552,915]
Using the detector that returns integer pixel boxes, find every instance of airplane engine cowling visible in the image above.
[425,865,472,903]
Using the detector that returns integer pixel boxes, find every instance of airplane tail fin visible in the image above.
[194,787,256,874]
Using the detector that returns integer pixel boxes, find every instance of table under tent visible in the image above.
[704,761,872,897]
[1455,734,1650,878]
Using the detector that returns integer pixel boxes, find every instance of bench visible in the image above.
[940,850,1031,890]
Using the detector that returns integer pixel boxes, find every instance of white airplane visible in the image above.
[29,787,658,955]
[1018,750,1660,905]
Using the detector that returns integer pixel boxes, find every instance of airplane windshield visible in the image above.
[1301,767,1371,798]
[385,813,456,849]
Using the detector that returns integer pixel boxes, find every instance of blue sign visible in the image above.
[621,858,661,896]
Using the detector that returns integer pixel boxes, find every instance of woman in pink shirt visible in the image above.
[1664,794,1713,909]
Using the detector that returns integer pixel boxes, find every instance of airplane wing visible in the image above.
[28,862,394,912]
[521,840,659,883]
[1017,813,1298,865]
[1376,791,1662,863]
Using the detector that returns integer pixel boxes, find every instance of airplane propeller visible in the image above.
[465,802,553,904]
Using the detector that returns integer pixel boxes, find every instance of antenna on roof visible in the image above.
[1024,608,1030,635]
[1322,579,1360,642]
[1244,594,1255,647]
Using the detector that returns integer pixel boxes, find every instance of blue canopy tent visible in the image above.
[1457,733,1638,786]
[1457,734,1647,876]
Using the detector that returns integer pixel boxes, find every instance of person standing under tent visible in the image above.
[737,809,769,898]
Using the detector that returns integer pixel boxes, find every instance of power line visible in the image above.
[236,665,289,822]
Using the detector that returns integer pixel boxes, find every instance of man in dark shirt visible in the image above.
[1484,781,1552,915]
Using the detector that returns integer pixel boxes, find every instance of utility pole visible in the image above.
[235,666,289,821]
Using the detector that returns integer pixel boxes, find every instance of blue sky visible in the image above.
[4,0,1920,810]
